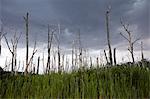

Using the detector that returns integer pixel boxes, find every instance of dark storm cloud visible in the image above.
[0,1,1,13]
[1,0,149,50]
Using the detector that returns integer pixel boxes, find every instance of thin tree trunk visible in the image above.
[141,41,144,60]
[58,46,61,73]
[24,41,37,75]
[62,55,64,72]
[37,56,40,74]
[104,50,109,64]
[90,57,92,68]
[113,48,117,65]
[78,30,82,68]
[47,25,55,73]
[11,53,14,73]
[72,41,74,67]
[129,34,134,63]
[46,25,50,73]
[24,12,29,73]
[42,52,45,73]
[106,9,113,65]
[74,42,77,68]
[96,57,99,68]
[129,43,135,63]
[0,45,1,55]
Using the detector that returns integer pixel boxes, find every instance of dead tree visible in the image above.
[105,7,113,65]
[4,33,20,73]
[120,19,140,63]
[23,12,37,74]
[23,12,29,73]
[24,41,37,75]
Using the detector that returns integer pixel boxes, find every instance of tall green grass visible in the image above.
[0,65,150,98]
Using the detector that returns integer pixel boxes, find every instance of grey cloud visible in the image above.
[1,0,149,51]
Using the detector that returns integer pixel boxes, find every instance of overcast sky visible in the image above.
[0,0,149,70]
[1,0,149,48]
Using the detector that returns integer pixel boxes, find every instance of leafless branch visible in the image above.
[120,32,130,42]
[133,37,141,44]
[4,35,13,53]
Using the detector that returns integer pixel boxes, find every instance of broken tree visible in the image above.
[105,7,113,65]
[23,12,29,73]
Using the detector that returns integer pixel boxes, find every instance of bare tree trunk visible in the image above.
[53,52,56,72]
[141,41,144,60]
[96,57,99,68]
[104,50,109,64]
[128,33,135,63]
[46,25,50,73]
[78,30,82,68]
[62,54,64,72]
[75,47,78,67]
[46,25,56,73]
[37,56,40,74]
[90,57,92,68]
[79,49,82,68]
[72,40,74,67]
[105,9,113,65]
[0,45,1,56]
[42,52,45,74]
[130,45,135,63]
[11,53,14,73]
[24,12,29,73]
[24,41,37,75]
[113,48,117,65]
[58,45,61,73]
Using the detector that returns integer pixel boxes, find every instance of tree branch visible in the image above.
[120,32,130,42]
[133,37,141,44]
[4,35,13,53]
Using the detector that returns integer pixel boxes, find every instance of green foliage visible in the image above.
[0,65,150,98]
